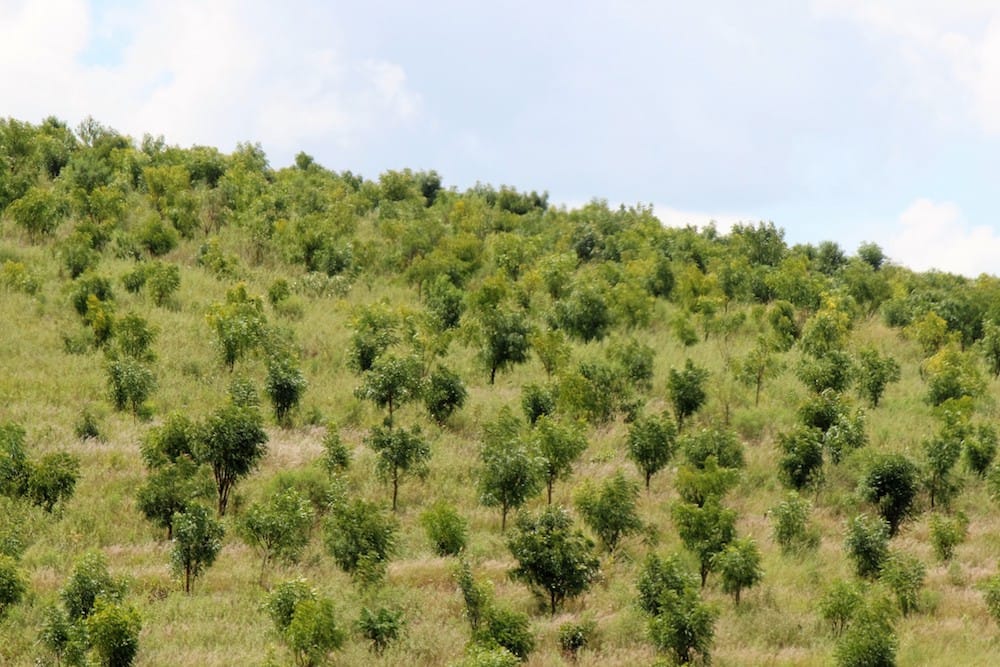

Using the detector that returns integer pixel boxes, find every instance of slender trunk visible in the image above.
[645,471,651,491]
[754,378,762,406]
[185,564,191,594]
[501,505,508,533]
[550,591,557,616]
[490,365,497,385]
[547,480,553,505]
[700,563,708,588]
[735,588,741,605]
[167,523,172,540]
[392,471,399,512]
[259,553,269,587]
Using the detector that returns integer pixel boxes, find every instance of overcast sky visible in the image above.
[4,0,1000,276]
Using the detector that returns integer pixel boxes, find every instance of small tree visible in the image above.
[265,579,316,633]
[855,347,901,408]
[0,555,26,618]
[675,457,739,508]
[929,512,967,562]
[982,570,1000,627]
[672,497,737,587]
[61,551,125,621]
[711,537,763,605]
[667,359,709,428]
[534,416,587,504]
[818,580,863,636]
[476,307,532,384]
[197,403,268,516]
[476,605,535,661]
[834,596,898,667]
[681,427,745,470]
[859,453,919,535]
[239,488,314,585]
[86,599,142,667]
[531,328,571,378]
[265,352,307,425]
[136,456,213,539]
[923,427,962,510]
[733,338,784,406]
[106,356,156,417]
[347,303,398,373]
[321,422,351,474]
[424,364,468,424]
[770,492,819,554]
[323,498,397,585]
[420,501,468,556]
[285,597,346,667]
[574,470,643,553]
[507,506,600,615]
[477,411,543,532]
[358,606,405,655]
[558,618,596,661]
[879,551,925,616]
[366,424,431,511]
[455,559,492,633]
[206,283,267,371]
[777,426,825,491]
[845,514,890,580]
[354,354,423,424]
[626,413,677,490]
[521,383,556,425]
[27,451,80,512]
[965,423,997,476]
[171,504,224,593]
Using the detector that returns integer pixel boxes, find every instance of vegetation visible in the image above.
[4,116,1000,664]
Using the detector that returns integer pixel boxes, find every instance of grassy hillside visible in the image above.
[2,117,1000,665]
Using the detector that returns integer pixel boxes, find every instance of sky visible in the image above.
[4,0,1000,276]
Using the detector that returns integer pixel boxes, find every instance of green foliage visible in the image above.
[323,498,397,585]
[980,319,1000,378]
[859,453,919,535]
[460,644,520,667]
[929,513,968,562]
[733,339,784,405]
[556,360,630,425]
[27,451,80,512]
[366,424,431,511]
[70,273,114,317]
[574,470,642,552]
[879,551,925,616]
[553,285,612,342]
[818,580,863,636]
[140,412,197,467]
[711,537,763,605]
[426,275,465,329]
[321,423,351,474]
[646,584,717,665]
[111,312,157,362]
[475,605,535,661]
[265,351,308,424]
[520,383,555,425]
[845,514,890,580]
[675,457,739,507]
[672,497,737,587]
[145,260,180,307]
[240,488,314,584]
[0,554,26,618]
[265,579,316,632]
[796,350,854,393]
[354,354,423,423]
[770,492,819,554]
[8,185,65,239]
[923,424,962,510]
[627,412,678,489]
[530,328,571,377]
[507,505,600,614]
[171,504,224,593]
[347,303,398,373]
[61,232,100,278]
[455,559,492,633]
[637,553,698,617]
[136,213,178,256]
[681,427,745,470]
[667,359,709,428]
[964,423,997,476]
[420,501,468,556]
[533,416,587,504]
[358,606,405,655]
[922,344,985,406]
[777,426,825,491]
[106,355,156,416]
[767,300,799,351]
[855,347,901,408]
[834,595,898,667]
[86,599,141,667]
[285,597,346,667]
[0,422,29,498]
[478,410,543,532]
[197,403,268,515]
[607,337,655,391]
[61,551,125,620]
[136,455,213,538]
[476,306,532,384]
[558,618,596,659]
[982,570,1000,627]
[206,283,268,371]
[39,604,89,666]
[424,364,468,424]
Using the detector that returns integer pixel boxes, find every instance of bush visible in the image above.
[879,551,925,616]
[146,261,181,306]
[964,424,997,476]
[323,498,397,585]
[61,551,125,620]
[0,555,26,618]
[777,426,824,491]
[770,492,820,554]
[667,359,709,428]
[321,423,351,474]
[86,599,142,667]
[265,353,307,425]
[982,571,1000,626]
[357,606,405,655]
[420,501,468,556]
[558,619,596,660]
[834,596,897,667]
[682,427,745,470]
[845,514,890,580]
[648,587,717,665]
[711,537,763,605]
[859,453,919,536]
[520,383,555,426]
[285,597,346,666]
[476,606,535,661]
[818,580,863,636]
[627,413,678,489]
[137,213,178,256]
[929,513,967,562]
[74,408,102,441]
[27,451,80,512]
[574,470,643,553]
[424,365,468,424]
[265,579,316,632]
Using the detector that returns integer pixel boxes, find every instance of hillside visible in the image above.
[2,116,1000,665]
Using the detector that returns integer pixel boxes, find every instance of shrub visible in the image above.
[859,453,919,535]
[558,619,596,660]
[929,513,967,562]
[424,364,468,424]
[265,352,307,425]
[366,424,431,511]
[265,579,316,632]
[285,597,346,667]
[770,492,820,554]
[476,606,535,661]
[239,488,314,585]
[777,426,825,491]
[321,423,351,474]
[964,424,997,477]
[136,213,178,256]
[834,596,897,667]
[681,427,744,470]
[574,470,643,552]
[323,498,397,585]
[879,551,925,616]
[27,451,80,512]
[74,408,102,441]
[106,356,156,416]
[648,587,717,665]
[627,413,678,490]
[357,606,405,655]
[61,551,125,620]
[667,359,709,428]
[982,571,1000,626]
[711,537,764,605]
[818,580,863,636]
[0,555,26,618]
[420,501,468,556]
[146,261,181,306]
[171,504,224,593]
[520,383,555,425]
[845,514,890,580]
[86,599,142,667]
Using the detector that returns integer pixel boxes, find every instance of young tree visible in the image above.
[196,403,268,515]
[206,283,268,371]
[733,338,784,406]
[265,351,307,425]
[86,599,142,667]
[531,328,571,378]
[533,416,587,504]
[105,356,156,417]
[366,424,431,511]
[171,504,224,593]
[136,456,213,538]
[639,554,717,665]
[672,497,736,587]
[855,347,901,408]
[574,470,643,553]
[923,427,962,510]
[879,551,925,616]
[61,551,125,621]
[711,537,763,605]
[0,555,26,618]
[777,426,825,491]
[667,359,709,428]
[323,498,397,585]
[476,307,532,384]
[507,505,600,615]
[818,580,863,636]
[357,606,405,655]
[845,514,890,580]
[239,488,314,585]
[354,354,423,425]
[859,453,919,536]
[420,501,468,557]
[423,364,468,424]
[347,303,399,373]
[265,578,316,633]
[675,457,739,508]
[770,492,820,554]
[627,412,678,490]
[477,411,543,532]
[27,451,80,512]
[284,597,346,667]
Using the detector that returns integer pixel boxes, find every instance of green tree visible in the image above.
[733,338,784,406]
[347,303,398,373]
[265,579,316,633]
[476,605,535,661]
[366,424,431,511]
[239,488,314,585]
[354,354,423,425]
[681,427,745,470]
[672,497,737,587]
[879,551,925,616]
[845,514,890,580]
[922,344,985,406]
[675,457,739,508]
[265,351,308,425]
[667,359,709,428]
[284,597,346,666]
[323,498,397,584]
[643,557,717,667]
[818,580,863,636]
[206,283,267,371]
[626,412,678,490]
[136,456,213,538]
[357,606,405,655]
[477,410,543,532]
[923,424,962,510]
[553,285,612,342]
[859,454,919,535]
[778,426,825,491]
[171,504,224,593]
[61,551,125,621]
[770,492,819,554]
[929,513,967,561]
[712,537,763,605]
[424,364,468,424]
[196,403,268,515]
[145,260,181,307]
[8,185,65,240]
[834,596,898,667]
[533,416,587,504]
[855,347,901,408]
[86,599,141,667]
[574,470,643,553]
[530,328,571,378]
[420,501,468,556]
[27,451,80,512]
[476,306,532,384]
[507,505,600,615]
[0,554,26,618]
[106,356,156,417]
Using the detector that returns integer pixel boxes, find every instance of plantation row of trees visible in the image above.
[5,116,1000,665]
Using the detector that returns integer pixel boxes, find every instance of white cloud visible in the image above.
[812,0,1000,134]
[879,198,1000,276]
[653,206,760,236]
[0,0,419,163]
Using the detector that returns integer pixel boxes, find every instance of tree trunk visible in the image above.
[645,471,651,491]
[550,591,557,616]
[185,564,192,594]
[501,505,508,533]
[392,472,399,512]
[547,480,553,505]
[490,365,497,385]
